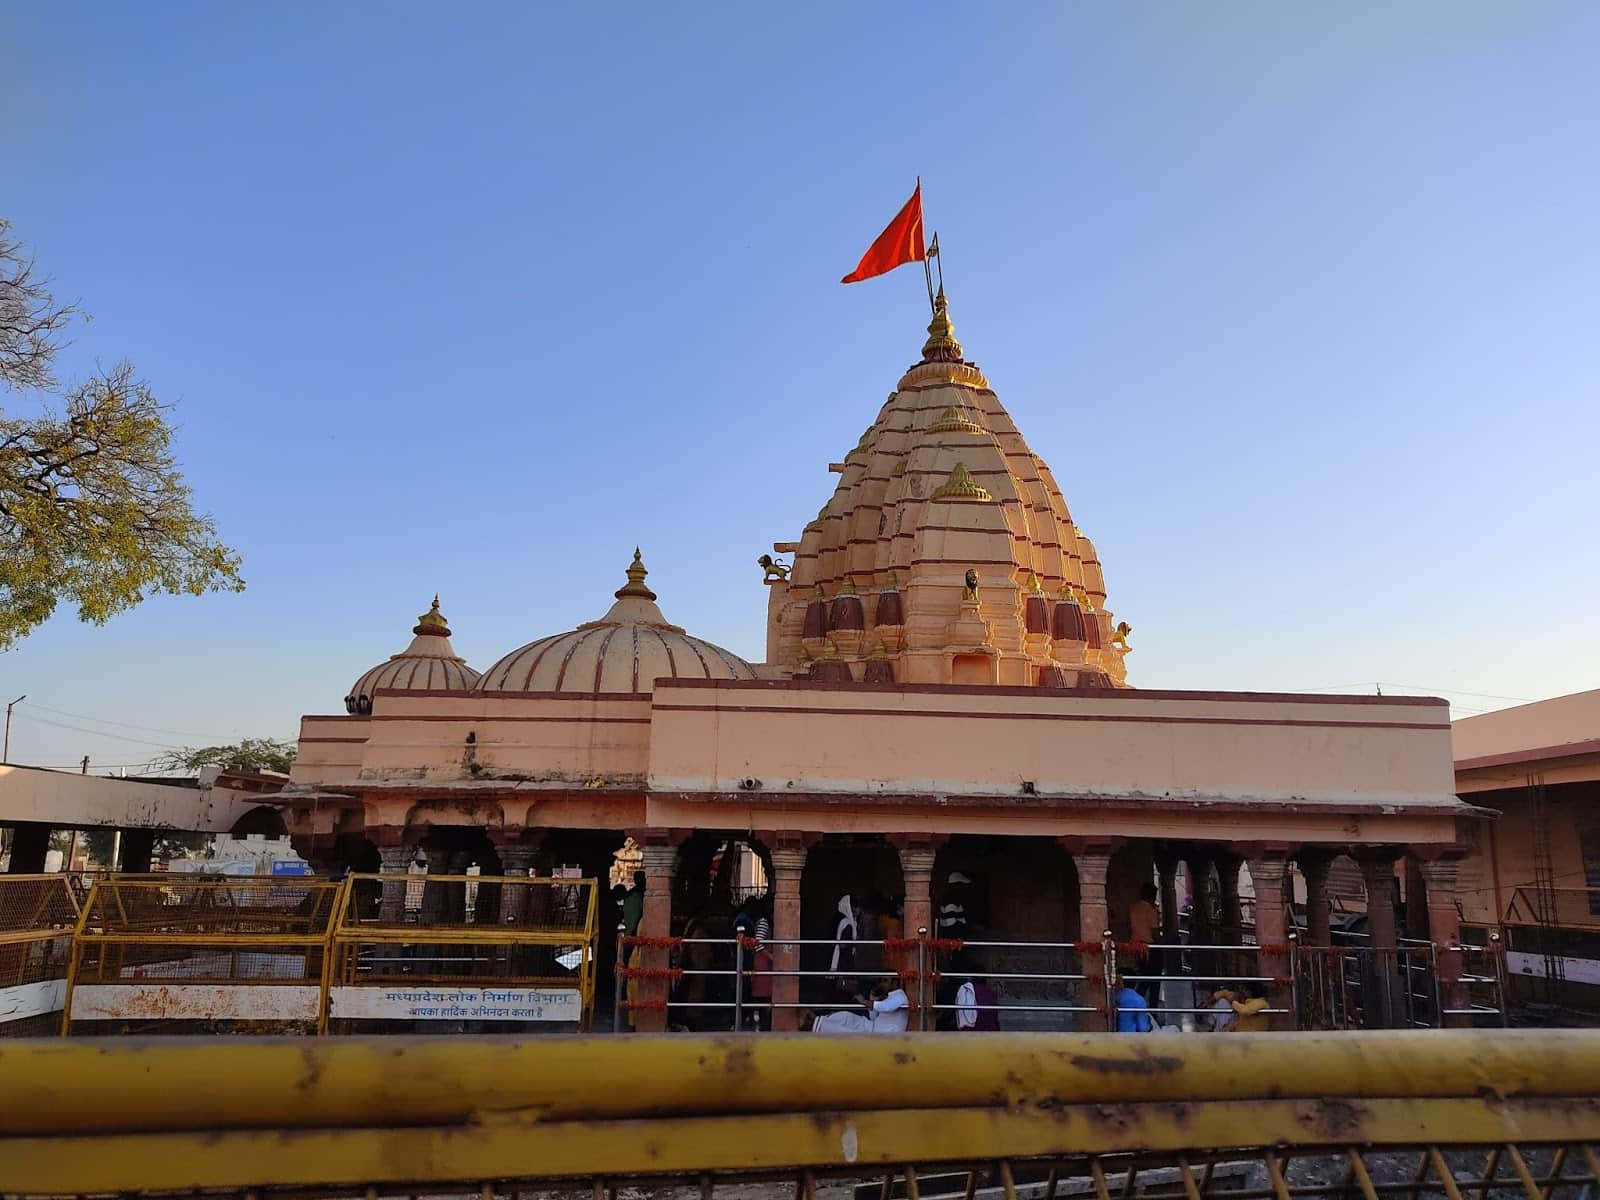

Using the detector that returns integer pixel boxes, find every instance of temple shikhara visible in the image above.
[277,295,1478,1030]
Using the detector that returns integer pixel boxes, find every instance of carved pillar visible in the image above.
[1298,850,1333,945]
[1068,841,1113,1030]
[631,837,680,1033]
[1246,853,1293,1030]
[376,844,416,923]
[766,839,808,1032]
[1417,854,1468,1027]
[1358,849,1403,1027]
[495,841,539,925]
[890,835,940,1025]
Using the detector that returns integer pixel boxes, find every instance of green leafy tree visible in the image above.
[154,737,297,775]
[0,219,243,649]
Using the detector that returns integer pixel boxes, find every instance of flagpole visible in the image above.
[919,177,936,314]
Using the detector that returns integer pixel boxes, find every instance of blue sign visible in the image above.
[271,860,313,876]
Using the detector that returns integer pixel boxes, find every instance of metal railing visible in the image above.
[0,875,80,1037]
[42,873,599,1035]
[1,1030,1597,1197]
[624,930,1507,1033]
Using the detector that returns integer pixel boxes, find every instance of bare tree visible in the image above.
[0,220,77,391]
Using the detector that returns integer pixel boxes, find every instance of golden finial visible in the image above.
[1057,582,1079,602]
[1028,572,1045,596]
[813,583,826,600]
[921,287,964,363]
[931,461,992,501]
[929,404,983,435]
[891,459,908,476]
[868,640,890,660]
[838,576,858,597]
[883,570,899,591]
[822,636,841,661]
[414,594,450,636]
[614,547,658,601]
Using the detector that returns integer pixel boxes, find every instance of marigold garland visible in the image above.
[614,966,684,981]
[621,935,682,949]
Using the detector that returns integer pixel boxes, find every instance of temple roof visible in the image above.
[345,597,481,712]
[476,550,756,694]
[769,295,1127,685]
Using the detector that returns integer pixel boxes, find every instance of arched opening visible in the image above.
[229,805,288,839]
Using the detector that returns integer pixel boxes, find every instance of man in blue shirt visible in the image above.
[1115,976,1154,1033]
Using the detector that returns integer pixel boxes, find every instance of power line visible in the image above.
[9,712,185,750]
[14,700,239,741]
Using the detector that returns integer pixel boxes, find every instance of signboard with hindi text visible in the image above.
[329,985,582,1022]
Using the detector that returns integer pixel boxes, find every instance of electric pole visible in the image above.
[3,694,24,764]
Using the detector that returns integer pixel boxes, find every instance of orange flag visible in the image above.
[841,182,926,284]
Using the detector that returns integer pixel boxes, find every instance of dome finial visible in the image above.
[615,547,658,601]
[414,594,450,637]
[921,286,964,363]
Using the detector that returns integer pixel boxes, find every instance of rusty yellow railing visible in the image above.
[0,874,79,1037]
[1,1030,1598,1196]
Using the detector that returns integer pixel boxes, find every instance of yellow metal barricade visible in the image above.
[0,1030,1598,1196]
[326,872,597,1032]
[62,876,343,1035]
[0,875,79,1037]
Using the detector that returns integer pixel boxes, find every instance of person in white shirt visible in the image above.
[810,982,909,1033]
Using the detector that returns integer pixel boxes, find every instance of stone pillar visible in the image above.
[6,822,50,874]
[1358,849,1403,1027]
[376,844,416,923]
[496,842,539,925]
[119,828,156,874]
[1154,847,1182,942]
[1216,851,1245,944]
[1417,855,1468,1027]
[631,838,679,1033]
[1246,853,1294,1029]
[767,840,808,1032]
[891,836,940,1026]
[1069,842,1114,1030]
[1298,851,1333,945]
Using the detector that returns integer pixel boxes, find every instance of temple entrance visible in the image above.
[799,836,904,1009]
[935,835,1078,1030]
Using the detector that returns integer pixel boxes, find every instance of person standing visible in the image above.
[1128,882,1162,1005]
[956,968,1001,1031]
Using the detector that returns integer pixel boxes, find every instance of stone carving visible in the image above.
[1112,621,1133,651]
[758,554,791,583]
[962,569,979,601]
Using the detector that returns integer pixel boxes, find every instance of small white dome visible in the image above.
[345,597,481,714]
[476,550,755,695]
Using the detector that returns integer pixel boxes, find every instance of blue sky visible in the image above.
[3,3,1596,771]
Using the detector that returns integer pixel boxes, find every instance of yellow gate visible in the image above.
[0,875,79,1037]
[326,872,597,1032]
[62,876,343,1035]
[0,1030,1597,1196]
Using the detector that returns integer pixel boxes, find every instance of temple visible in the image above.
[275,295,1479,1029]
